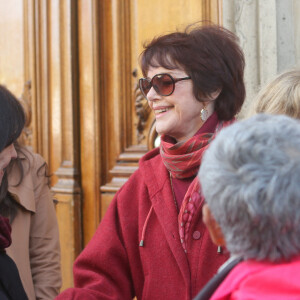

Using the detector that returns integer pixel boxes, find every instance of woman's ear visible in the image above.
[202,203,226,246]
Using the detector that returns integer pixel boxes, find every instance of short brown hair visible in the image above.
[140,24,245,121]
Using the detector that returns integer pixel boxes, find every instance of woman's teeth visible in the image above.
[156,108,170,114]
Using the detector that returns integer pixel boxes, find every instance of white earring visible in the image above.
[201,107,208,121]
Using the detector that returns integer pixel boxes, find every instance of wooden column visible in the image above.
[26,0,82,291]
[50,0,82,291]
[77,0,103,245]
[203,0,223,25]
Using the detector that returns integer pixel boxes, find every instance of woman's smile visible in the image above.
[153,105,174,118]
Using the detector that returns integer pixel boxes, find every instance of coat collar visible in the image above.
[7,157,36,213]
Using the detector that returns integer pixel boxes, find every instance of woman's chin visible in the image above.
[155,127,170,137]
[155,122,174,136]
[154,124,164,136]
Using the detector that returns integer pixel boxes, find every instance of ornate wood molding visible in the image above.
[100,144,147,193]
[134,82,152,144]
[202,0,223,25]
[52,161,81,194]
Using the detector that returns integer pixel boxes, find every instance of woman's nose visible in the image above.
[146,86,160,102]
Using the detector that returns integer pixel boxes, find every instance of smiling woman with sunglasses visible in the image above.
[56,23,245,300]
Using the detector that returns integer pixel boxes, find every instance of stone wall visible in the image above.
[223,0,300,117]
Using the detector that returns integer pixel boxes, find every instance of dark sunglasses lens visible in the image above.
[139,79,151,97]
[152,74,174,96]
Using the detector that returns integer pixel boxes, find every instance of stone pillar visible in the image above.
[294,0,300,65]
[276,0,296,72]
[223,0,299,118]
[223,0,277,117]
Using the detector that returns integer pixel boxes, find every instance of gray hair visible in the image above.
[199,114,300,262]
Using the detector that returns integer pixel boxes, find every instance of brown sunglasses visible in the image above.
[139,73,191,100]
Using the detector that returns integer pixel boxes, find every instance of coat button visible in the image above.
[192,231,201,240]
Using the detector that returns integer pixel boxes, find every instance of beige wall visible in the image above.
[223,0,300,118]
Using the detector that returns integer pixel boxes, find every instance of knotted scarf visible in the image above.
[160,118,235,252]
[0,215,12,249]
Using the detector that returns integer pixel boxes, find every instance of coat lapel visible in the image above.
[7,158,36,213]
[143,155,191,290]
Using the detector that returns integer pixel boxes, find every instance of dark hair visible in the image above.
[0,85,25,152]
[0,85,25,221]
[139,24,246,120]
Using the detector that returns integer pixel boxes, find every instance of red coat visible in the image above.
[56,148,228,300]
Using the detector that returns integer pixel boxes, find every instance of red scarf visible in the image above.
[160,118,235,252]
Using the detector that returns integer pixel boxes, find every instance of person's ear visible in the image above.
[202,203,226,246]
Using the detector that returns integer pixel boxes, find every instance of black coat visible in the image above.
[0,250,28,300]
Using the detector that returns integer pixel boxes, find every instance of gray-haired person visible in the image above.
[194,114,300,300]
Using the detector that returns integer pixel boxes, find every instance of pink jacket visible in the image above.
[211,256,300,300]
[56,148,228,300]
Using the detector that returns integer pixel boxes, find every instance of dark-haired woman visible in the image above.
[0,85,28,299]
[0,85,61,299]
[56,24,245,300]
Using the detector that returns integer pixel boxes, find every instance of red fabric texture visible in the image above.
[171,176,194,209]
[56,148,229,300]
[160,113,235,252]
[160,113,226,180]
[160,132,211,179]
[211,256,300,300]
[0,215,12,249]
[170,112,220,210]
